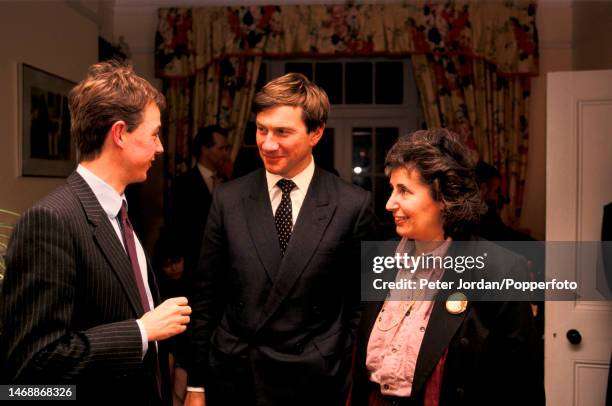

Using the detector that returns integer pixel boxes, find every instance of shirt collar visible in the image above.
[265,156,315,194]
[76,164,126,219]
[397,237,453,259]
[197,162,214,180]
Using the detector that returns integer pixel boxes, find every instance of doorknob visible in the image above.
[566,329,582,345]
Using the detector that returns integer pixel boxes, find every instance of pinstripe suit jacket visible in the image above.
[1,172,169,405]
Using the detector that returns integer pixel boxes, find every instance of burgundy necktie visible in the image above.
[118,201,162,398]
[119,201,150,312]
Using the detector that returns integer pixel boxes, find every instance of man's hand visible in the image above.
[139,297,191,341]
[184,391,205,406]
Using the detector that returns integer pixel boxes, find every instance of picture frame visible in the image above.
[19,63,76,177]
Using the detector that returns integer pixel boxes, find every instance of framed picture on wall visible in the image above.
[19,63,76,177]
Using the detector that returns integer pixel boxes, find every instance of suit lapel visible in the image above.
[411,242,471,394]
[193,167,212,202]
[244,170,283,281]
[255,168,336,331]
[68,172,144,317]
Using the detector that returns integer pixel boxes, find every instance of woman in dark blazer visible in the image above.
[352,129,544,406]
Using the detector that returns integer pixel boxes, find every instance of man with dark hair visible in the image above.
[185,73,377,406]
[192,125,230,176]
[167,126,229,402]
[1,61,191,405]
[171,125,230,282]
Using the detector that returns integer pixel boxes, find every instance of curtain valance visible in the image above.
[155,2,538,79]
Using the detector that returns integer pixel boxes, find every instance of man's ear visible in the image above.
[110,120,127,148]
[309,126,324,147]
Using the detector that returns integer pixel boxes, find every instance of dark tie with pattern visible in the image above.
[118,201,150,311]
[118,201,162,398]
[275,179,296,256]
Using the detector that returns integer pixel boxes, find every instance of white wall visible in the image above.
[573,0,612,71]
[0,1,98,214]
[521,0,575,240]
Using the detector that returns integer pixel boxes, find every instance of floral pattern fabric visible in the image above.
[411,54,530,224]
[156,2,537,77]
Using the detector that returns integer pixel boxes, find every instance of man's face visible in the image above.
[121,102,163,183]
[255,105,323,179]
[201,132,230,171]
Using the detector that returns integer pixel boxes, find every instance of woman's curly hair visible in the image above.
[385,128,486,239]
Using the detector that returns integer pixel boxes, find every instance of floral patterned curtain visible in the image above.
[155,1,537,224]
[411,53,531,225]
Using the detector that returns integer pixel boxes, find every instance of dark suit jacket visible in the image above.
[172,167,213,279]
[187,167,376,406]
[352,237,545,406]
[1,172,170,405]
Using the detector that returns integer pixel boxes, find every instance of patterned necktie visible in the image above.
[118,201,150,312]
[275,179,296,256]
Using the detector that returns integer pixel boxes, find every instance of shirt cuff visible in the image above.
[187,387,205,393]
[135,319,149,359]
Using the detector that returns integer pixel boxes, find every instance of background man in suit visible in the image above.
[162,127,229,406]
[171,125,230,284]
[1,61,191,405]
[184,73,376,406]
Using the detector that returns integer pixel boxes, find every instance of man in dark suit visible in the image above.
[184,73,376,406]
[1,61,191,405]
[172,126,230,283]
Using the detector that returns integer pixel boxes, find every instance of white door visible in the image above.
[546,70,612,406]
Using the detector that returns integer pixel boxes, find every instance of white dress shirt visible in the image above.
[76,164,153,356]
[265,156,315,227]
[197,163,216,193]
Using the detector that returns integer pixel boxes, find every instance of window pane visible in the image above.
[285,62,313,80]
[315,63,343,104]
[345,62,372,104]
[375,127,399,173]
[375,62,403,104]
[314,128,335,174]
[352,127,372,190]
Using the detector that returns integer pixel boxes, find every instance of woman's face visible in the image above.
[386,167,445,241]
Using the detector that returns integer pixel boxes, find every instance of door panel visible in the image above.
[546,69,612,406]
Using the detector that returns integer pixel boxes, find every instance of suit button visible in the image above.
[459,337,469,347]
[237,301,245,310]
[312,305,321,315]
[294,343,304,354]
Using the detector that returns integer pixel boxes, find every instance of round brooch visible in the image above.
[445,292,468,314]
